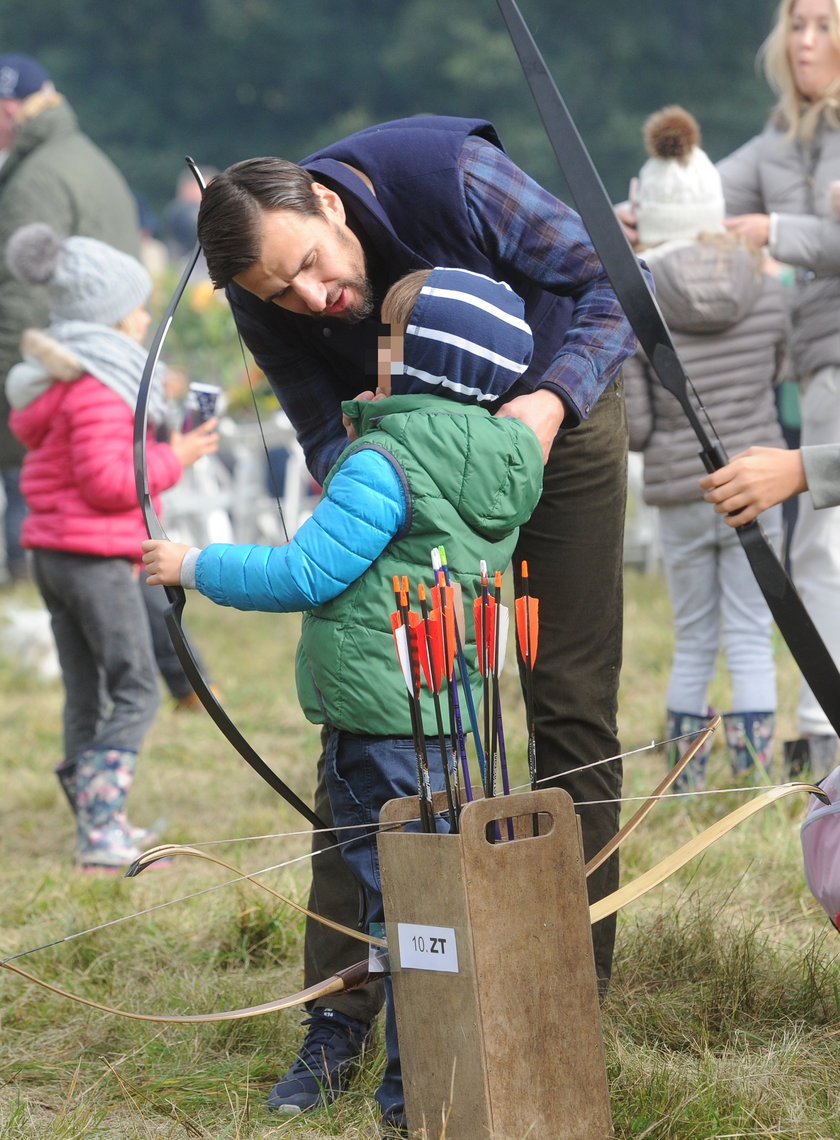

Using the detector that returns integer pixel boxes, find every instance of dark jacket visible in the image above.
[0,91,140,467]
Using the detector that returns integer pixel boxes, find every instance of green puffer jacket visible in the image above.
[0,92,140,466]
[295,394,543,737]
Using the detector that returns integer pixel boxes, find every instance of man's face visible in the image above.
[233,183,374,322]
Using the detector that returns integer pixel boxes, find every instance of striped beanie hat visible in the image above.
[393,267,533,405]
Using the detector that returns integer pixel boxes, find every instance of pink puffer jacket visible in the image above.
[10,374,181,560]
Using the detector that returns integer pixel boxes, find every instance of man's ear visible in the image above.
[311,182,346,223]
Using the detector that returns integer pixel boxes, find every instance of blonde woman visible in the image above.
[711,0,840,780]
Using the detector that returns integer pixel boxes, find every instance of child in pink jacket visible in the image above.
[6,223,218,869]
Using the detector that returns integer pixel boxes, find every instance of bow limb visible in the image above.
[1,956,382,1024]
[127,844,387,949]
[496,0,840,737]
[589,782,827,924]
[133,226,326,830]
[585,716,722,877]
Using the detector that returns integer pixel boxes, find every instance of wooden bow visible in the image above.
[2,719,828,1024]
[126,843,386,950]
[2,841,387,1023]
[1,955,383,1024]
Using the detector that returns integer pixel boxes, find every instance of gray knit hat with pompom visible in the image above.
[5,223,151,327]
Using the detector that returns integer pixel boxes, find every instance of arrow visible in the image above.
[418,583,460,831]
[430,558,474,802]
[391,576,434,832]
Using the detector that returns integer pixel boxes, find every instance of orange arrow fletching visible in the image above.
[424,609,447,692]
[515,595,539,663]
[410,615,432,692]
[430,579,458,682]
[474,593,497,674]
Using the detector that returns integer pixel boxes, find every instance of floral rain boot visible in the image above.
[57,752,164,848]
[665,711,715,793]
[723,711,775,781]
[74,747,144,869]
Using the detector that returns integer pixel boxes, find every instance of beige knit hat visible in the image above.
[633,106,725,247]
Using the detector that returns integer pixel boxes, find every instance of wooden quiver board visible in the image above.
[378,788,613,1139]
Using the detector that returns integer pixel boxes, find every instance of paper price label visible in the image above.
[397,923,459,973]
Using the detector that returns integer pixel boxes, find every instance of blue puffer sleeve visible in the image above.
[194,447,406,612]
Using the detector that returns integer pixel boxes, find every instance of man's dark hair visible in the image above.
[197,157,325,289]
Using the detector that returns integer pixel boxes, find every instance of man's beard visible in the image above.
[342,275,375,323]
[333,220,375,322]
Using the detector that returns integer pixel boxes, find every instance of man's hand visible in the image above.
[495,389,565,464]
[342,390,375,441]
[699,446,806,526]
[141,539,191,586]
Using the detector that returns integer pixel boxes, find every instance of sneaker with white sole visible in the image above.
[266,1008,372,1114]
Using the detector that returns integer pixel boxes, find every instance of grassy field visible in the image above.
[0,567,837,1140]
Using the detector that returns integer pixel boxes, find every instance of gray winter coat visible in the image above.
[0,91,140,467]
[625,237,787,506]
[718,116,840,382]
[803,444,840,510]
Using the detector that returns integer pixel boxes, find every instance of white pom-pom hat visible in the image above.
[633,105,725,247]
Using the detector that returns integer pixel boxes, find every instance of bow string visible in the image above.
[132,158,325,830]
[3,771,825,1022]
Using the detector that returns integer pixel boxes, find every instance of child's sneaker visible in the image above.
[266,1008,372,1114]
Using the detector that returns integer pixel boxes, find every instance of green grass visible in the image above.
[0,569,838,1139]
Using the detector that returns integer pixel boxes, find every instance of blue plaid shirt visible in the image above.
[461,135,636,423]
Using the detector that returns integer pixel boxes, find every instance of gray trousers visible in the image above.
[33,549,160,761]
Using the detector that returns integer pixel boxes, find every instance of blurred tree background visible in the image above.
[2,0,778,226]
